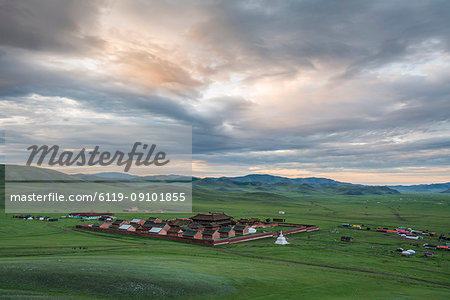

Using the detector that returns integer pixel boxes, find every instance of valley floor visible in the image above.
[0,191,449,299]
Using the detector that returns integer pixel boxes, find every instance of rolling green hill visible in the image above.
[216,174,352,187]
[4,164,81,182]
[389,183,450,193]
[2,164,398,196]
[193,178,399,195]
[5,165,446,195]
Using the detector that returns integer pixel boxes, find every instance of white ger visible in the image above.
[275,231,289,245]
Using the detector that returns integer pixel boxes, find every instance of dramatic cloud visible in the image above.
[0,0,449,184]
[0,0,104,53]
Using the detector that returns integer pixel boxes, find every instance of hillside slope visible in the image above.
[216,174,352,187]
[388,183,450,193]
[193,178,399,195]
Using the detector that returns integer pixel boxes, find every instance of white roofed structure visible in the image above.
[149,227,163,233]
[119,224,132,230]
[275,231,289,245]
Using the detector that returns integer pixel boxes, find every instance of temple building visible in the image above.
[190,213,233,226]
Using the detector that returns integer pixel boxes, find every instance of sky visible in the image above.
[0,0,449,185]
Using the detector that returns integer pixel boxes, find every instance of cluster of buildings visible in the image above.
[377,226,436,236]
[76,212,319,245]
[341,222,448,257]
[12,214,58,222]
[68,212,115,220]
[423,243,449,251]
[342,223,363,230]
[342,223,437,240]
[376,226,436,240]
[85,213,270,239]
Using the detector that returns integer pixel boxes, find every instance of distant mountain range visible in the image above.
[1,165,449,194]
[213,174,354,187]
[82,172,190,180]
[194,178,399,195]
[211,174,450,193]
[85,172,140,179]
[77,173,191,182]
[387,183,450,193]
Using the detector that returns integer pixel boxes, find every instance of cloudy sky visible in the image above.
[0,0,449,184]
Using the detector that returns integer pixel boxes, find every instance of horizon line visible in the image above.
[2,164,449,187]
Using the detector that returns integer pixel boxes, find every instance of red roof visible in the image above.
[190,213,232,221]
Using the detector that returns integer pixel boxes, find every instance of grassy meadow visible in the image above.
[0,185,449,299]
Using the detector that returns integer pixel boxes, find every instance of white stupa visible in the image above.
[275,231,289,245]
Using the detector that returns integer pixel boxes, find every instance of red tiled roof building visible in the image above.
[190,213,233,226]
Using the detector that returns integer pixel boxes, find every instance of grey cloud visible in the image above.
[195,132,450,171]
[0,0,104,53]
[0,51,198,124]
[183,0,450,80]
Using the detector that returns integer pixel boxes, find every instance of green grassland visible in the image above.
[0,183,449,299]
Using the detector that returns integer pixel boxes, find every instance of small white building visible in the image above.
[405,235,422,240]
[275,231,289,245]
[118,224,133,230]
[149,227,163,234]
[402,249,416,257]
[248,227,257,234]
